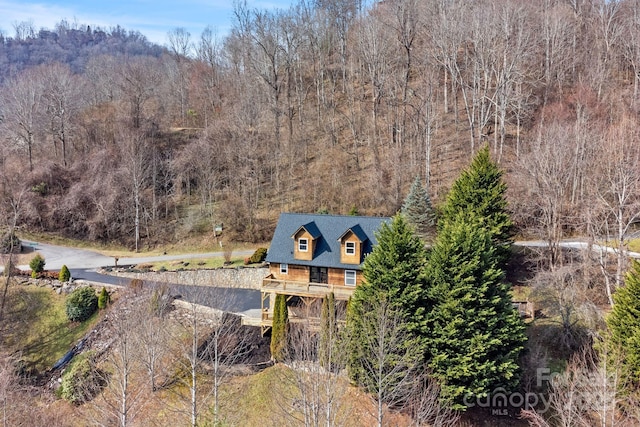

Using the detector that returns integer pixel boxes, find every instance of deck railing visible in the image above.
[262,277,355,300]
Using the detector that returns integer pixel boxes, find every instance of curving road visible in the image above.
[17,240,256,270]
[514,240,640,259]
[8,241,261,316]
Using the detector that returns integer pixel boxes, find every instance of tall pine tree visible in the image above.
[401,176,436,241]
[346,214,428,388]
[424,218,526,409]
[440,146,514,266]
[607,260,640,385]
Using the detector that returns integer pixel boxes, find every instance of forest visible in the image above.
[0,0,635,252]
[1,0,640,424]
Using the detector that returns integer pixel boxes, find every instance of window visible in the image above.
[298,238,308,252]
[280,263,288,274]
[345,270,356,286]
[345,241,356,255]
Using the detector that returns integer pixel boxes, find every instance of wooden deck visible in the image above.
[262,277,356,300]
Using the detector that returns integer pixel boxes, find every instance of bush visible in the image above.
[29,254,45,278]
[60,353,105,404]
[58,265,71,282]
[66,287,98,322]
[249,247,268,264]
[31,181,47,196]
[0,232,21,254]
[97,287,110,309]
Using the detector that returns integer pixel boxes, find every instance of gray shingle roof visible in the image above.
[266,213,390,270]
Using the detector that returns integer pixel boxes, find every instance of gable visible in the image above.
[338,229,365,265]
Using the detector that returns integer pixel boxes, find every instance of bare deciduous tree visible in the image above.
[348,297,423,427]
[590,115,640,304]
[167,27,193,126]
[40,62,83,166]
[91,295,147,427]
[119,128,151,252]
[0,67,45,171]
[521,346,622,427]
[274,299,350,427]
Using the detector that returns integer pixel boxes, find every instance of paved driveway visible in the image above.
[5,241,261,316]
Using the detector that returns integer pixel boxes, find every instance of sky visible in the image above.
[0,0,293,46]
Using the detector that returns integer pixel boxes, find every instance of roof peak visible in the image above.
[281,212,387,219]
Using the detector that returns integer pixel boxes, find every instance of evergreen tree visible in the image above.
[401,175,436,240]
[29,254,45,278]
[424,218,526,409]
[440,146,514,266]
[98,286,110,309]
[270,293,288,362]
[346,214,429,387]
[58,265,71,282]
[607,260,640,385]
[66,287,98,322]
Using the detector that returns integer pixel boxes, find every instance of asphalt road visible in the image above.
[19,240,256,270]
[10,241,261,315]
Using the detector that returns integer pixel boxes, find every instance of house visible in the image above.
[261,213,390,333]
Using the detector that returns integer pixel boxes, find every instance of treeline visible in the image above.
[0,20,165,79]
[0,0,639,251]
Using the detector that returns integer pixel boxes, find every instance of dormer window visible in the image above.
[345,241,356,255]
[298,238,308,252]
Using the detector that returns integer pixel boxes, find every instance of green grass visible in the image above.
[598,238,640,253]
[511,285,531,301]
[2,284,100,373]
[627,238,640,253]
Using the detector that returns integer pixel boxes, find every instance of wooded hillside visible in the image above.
[0,0,638,250]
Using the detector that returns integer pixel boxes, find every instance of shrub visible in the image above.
[249,247,268,264]
[97,287,110,309]
[66,287,98,322]
[0,232,21,254]
[58,265,71,282]
[60,353,104,404]
[29,254,45,278]
[31,182,47,196]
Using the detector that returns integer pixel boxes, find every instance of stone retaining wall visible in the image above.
[105,267,268,290]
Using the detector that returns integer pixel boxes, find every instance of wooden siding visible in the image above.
[269,264,362,288]
[328,267,361,287]
[270,263,309,282]
[293,229,315,261]
[340,230,362,265]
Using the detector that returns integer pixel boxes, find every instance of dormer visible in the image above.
[292,221,321,261]
[338,225,368,265]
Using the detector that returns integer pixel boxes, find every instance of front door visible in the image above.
[310,266,328,284]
